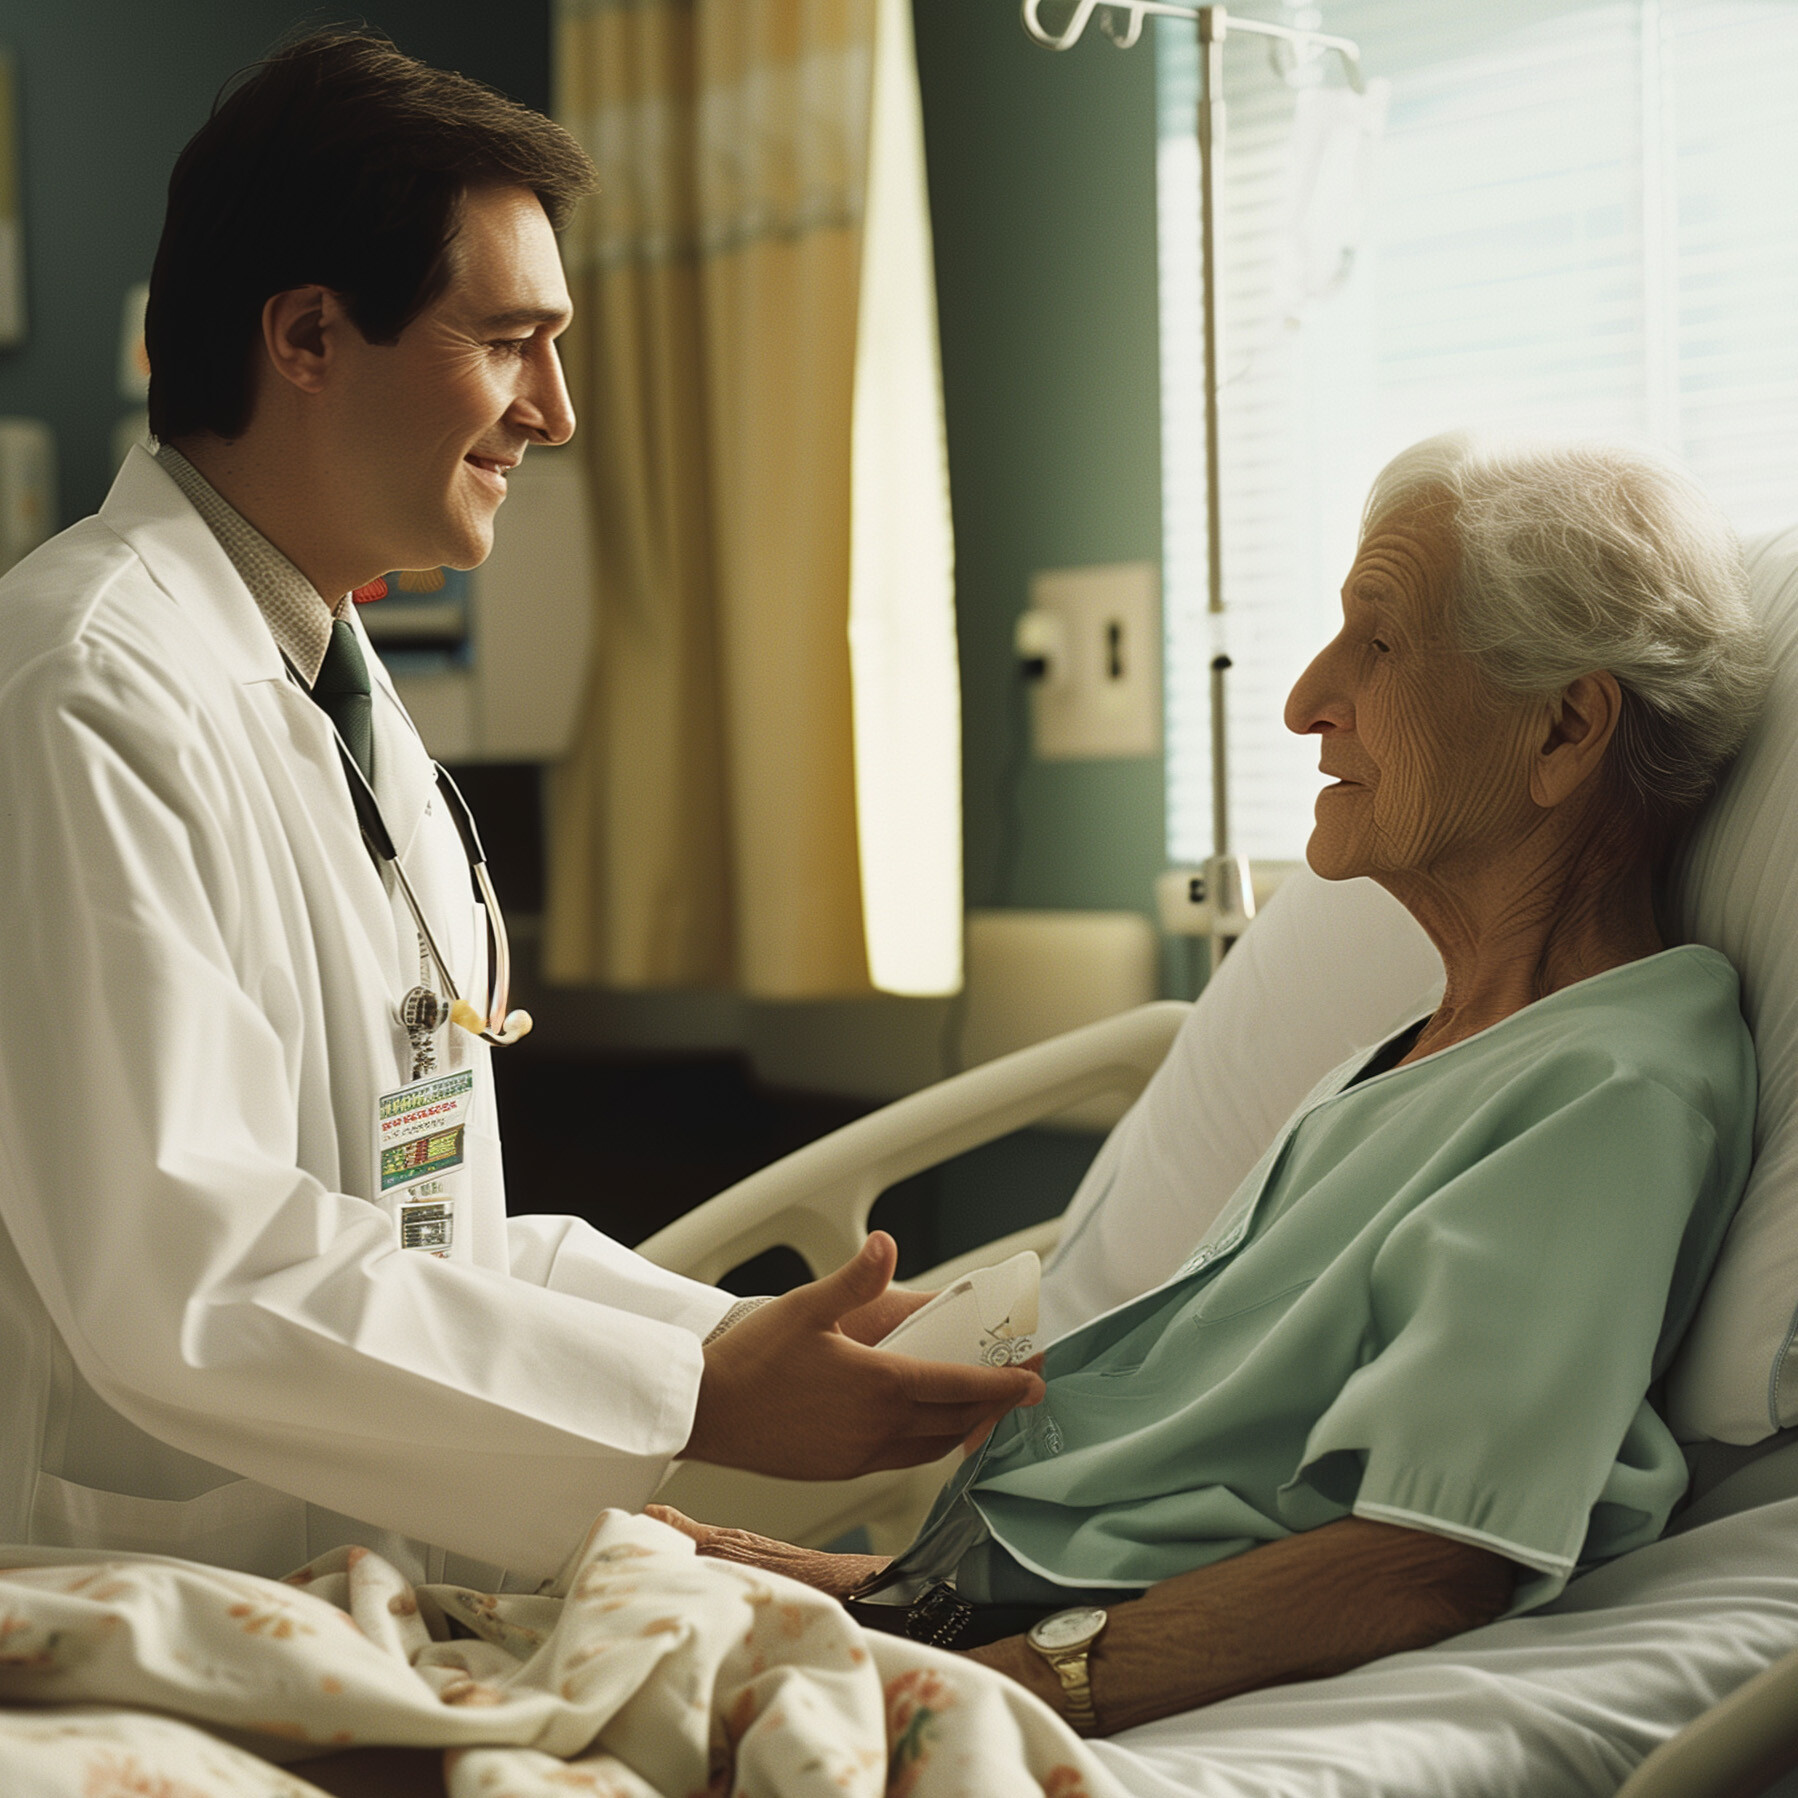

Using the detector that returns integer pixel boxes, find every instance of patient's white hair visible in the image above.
[1364,432,1771,838]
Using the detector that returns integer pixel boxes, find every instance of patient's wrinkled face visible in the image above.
[1284,498,1542,887]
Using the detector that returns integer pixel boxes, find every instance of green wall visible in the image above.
[0,0,1170,935]
[914,0,1167,918]
[0,1,550,529]
[0,2,1170,1262]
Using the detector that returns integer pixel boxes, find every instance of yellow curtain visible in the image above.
[547,0,960,1001]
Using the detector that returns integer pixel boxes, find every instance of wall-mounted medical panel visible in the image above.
[386,445,594,763]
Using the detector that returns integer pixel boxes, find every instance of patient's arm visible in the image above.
[965,1516,1513,1737]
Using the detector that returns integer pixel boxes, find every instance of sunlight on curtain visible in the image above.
[548,0,960,998]
[848,0,961,997]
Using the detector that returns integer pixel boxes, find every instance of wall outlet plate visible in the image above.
[1024,561,1161,759]
[1154,861,1309,937]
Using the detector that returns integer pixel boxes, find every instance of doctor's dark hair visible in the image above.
[146,29,596,443]
[1362,433,1772,853]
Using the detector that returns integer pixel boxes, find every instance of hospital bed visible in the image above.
[639,524,1798,1798]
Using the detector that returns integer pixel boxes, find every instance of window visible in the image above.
[1158,0,1798,864]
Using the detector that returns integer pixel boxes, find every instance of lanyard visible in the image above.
[284,657,531,1052]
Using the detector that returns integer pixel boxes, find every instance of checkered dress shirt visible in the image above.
[156,445,348,686]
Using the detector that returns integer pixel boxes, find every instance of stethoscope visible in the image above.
[287,658,532,1052]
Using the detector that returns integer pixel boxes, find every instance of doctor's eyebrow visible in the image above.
[476,306,571,332]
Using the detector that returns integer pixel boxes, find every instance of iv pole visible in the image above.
[1021,0,1364,960]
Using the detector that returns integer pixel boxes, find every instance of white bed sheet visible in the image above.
[1089,1495,1798,1798]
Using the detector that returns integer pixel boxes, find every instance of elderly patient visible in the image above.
[656,433,1771,1737]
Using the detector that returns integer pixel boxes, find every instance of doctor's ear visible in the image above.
[259,286,346,396]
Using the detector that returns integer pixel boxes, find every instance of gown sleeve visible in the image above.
[1284,1067,1731,1610]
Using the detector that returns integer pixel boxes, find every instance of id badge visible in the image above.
[375,1068,475,1258]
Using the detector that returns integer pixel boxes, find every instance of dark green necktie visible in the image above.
[311,618,376,788]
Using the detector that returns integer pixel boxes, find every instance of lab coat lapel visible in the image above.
[257,676,411,1002]
[355,608,485,1009]
[97,446,409,1001]
[357,606,433,865]
[98,448,286,687]
[99,446,470,1039]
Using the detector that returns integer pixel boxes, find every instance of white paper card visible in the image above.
[877,1250,1041,1367]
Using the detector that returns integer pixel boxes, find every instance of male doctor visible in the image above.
[0,32,1039,1586]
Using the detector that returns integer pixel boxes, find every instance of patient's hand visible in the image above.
[646,1505,889,1602]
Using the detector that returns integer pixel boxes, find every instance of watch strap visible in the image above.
[1044,1645,1099,1731]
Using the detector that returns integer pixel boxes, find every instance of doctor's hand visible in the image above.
[682,1232,1044,1481]
[834,1275,932,1347]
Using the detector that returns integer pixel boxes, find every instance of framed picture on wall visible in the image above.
[0,49,24,346]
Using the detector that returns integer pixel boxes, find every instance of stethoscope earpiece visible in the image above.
[449,999,533,1047]
[492,1008,533,1046]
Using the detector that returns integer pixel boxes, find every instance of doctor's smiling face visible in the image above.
[269,184,576,579]
[1284,497,1545,888]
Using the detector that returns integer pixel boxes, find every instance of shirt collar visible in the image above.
[154,444,347,686]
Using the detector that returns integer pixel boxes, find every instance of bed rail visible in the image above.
[636,1000,1190,1286]
[1616,1641,1798,1797]
[640,1000,1190,1552]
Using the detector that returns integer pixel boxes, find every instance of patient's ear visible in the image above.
[1530,671,1623,809]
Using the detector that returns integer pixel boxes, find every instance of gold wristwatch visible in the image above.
[1026,1606,1109,1732]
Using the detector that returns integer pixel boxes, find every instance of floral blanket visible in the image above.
[0,1509,1126,1798]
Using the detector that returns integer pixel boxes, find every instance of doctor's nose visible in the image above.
[515,345,577,448]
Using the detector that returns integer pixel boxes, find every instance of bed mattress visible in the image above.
[1092,1471,1798,1797]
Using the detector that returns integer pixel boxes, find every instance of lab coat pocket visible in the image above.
[30,1470,309,1576]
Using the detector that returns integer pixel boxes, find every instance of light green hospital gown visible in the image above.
[968,945,1756,1613]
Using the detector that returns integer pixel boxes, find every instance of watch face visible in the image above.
[1029,1606,1108,1652]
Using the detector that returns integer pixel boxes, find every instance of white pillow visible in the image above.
[1666,527,1798,1443]
[1042,524,1798,1449]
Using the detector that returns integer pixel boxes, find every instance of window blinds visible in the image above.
[1159,0,1798,865]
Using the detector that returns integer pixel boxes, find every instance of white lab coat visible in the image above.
[0,449,734,1585]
